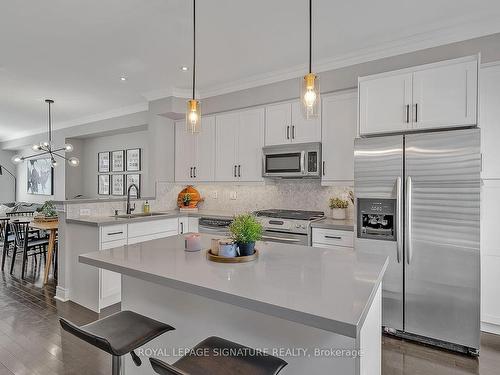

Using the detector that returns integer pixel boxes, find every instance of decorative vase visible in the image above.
[331,208,346,220]
[177,185,202,208]
[237,242,256,256]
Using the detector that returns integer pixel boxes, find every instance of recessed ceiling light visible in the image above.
[180,66,189,72]
[120,76,127,81]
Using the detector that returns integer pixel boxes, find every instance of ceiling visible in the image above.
[1,0,500,141]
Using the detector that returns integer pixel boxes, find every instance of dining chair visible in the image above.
[10,221,49,279]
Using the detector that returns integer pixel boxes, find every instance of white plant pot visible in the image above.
[331,208,346,220]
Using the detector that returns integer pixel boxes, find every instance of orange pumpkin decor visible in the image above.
[177,185,203,208]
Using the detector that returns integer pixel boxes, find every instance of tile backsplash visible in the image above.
[66,180,354,219]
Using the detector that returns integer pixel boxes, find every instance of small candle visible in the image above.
[184,234,202,252]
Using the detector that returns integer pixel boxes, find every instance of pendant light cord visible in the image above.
[309,0,312,74]
[192,0,196,100]
[48,101,52,144]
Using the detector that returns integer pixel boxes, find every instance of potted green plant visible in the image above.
[229,213,263,256]
[182,193,192,207]
[36,201,58,218]
[329,197,349,220]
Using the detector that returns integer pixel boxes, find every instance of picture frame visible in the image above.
[111,150,125,172]
[126,148,141,171]
[98,175,110,195]
[98,151,110,173]
[126,174,141,197]
[111,174,125,196]
[27,158,54,195]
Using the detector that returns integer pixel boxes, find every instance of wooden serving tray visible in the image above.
[206,249,259,263]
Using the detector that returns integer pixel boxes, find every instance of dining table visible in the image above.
[29,219,59,284]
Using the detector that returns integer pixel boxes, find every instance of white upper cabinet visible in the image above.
[175,116,215,182]
[359,72,412,135]
[175,120,195,182]
[358,56,478,136]
[215,112,239,181]
[265,100,321,146]
[238,108,265,181]
[479,63,500,179]
[215,108,264,182]
[413,59,478,130]
[321,91,357,183]
[265,102,290,146]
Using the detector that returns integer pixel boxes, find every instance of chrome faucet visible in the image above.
[126,183,140,215]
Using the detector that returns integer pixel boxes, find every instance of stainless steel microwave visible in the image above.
[262,142,321,178]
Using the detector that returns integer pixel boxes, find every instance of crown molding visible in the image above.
[142,87,198,101]
[1,102,148,143]
[196,14,500,99]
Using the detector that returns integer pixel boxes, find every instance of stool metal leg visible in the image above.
[112,355,124,375]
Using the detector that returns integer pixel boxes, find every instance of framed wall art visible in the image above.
[126,148,141,171]
[27,158,53,195]
[98,175,110,195]
[126,174,141,197]
[111,174,125,196]
[98,151,110,173]
[111,150,125,172]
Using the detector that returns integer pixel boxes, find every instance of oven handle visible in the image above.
[396,176,402,263]
[261,235,302,243]
[300,151,306,174]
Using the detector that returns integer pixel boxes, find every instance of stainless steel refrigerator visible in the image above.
[354,128,480,354]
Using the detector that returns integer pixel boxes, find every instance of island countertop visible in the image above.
[79,234,387,338]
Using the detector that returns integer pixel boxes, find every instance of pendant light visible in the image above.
[301,0,320,118]
[186,0,201,133]
[12,99,79,167]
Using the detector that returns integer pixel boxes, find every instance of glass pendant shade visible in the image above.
[68,157,80,167]
[186,99,201,134]
[301,72,320,118]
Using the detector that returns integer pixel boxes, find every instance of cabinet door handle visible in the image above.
[180,222,184,234]
[234,165,237,177]
[406,104,410,123]
[414,103,418,123]
[322,161,325,176]
[190,167,193,178]
[286,126,290,140]
[107,231,123,236]
[238,165,241,177]
[193,166,196,178]
[325,235,342,240]
[292,125,295,139]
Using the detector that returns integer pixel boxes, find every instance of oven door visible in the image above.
[260,230,308,246]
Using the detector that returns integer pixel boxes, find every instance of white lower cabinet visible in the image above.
[127,218,178,244]
[178,217,199,233]
[312,228,354,250]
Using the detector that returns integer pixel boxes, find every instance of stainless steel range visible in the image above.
[254,209,324,245]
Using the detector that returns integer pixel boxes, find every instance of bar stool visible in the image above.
[150,336,287,375]
[60,311,175,375]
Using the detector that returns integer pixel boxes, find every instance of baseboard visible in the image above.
[54,286,70,302]
[481,321,500,336]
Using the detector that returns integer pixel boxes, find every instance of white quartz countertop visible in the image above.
[79,234,387,338]
[66,209,235,226]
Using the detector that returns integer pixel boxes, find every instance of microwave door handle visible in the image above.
[406,176,413,264]
[396,177,402,263]
[300,151,306,174]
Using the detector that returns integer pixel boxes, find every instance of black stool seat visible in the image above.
[60,310,175,356]
[150,336,287,375]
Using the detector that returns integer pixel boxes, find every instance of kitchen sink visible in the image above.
[112,212,166,219]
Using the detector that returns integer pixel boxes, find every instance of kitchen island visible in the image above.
[79,234,387,375]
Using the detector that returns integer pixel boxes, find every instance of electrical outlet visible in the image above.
[211,191,218,199]
[230,191,237,200]
[80,208,91,216]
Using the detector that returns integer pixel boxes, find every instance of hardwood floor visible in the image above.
[0,250,499,374]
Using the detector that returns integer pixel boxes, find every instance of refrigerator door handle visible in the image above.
[406,176,413,264]
[396,177,402,263]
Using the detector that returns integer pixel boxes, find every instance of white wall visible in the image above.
[65,138,84,199]
[79,130,150,198]
[0,149,16,203]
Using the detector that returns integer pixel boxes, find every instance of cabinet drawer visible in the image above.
[101,224,127,243]
[127,230,178,245]
[312,228,353,248]
[312,243,354,252]
[128,218,178,239]
[100,238,127,250]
